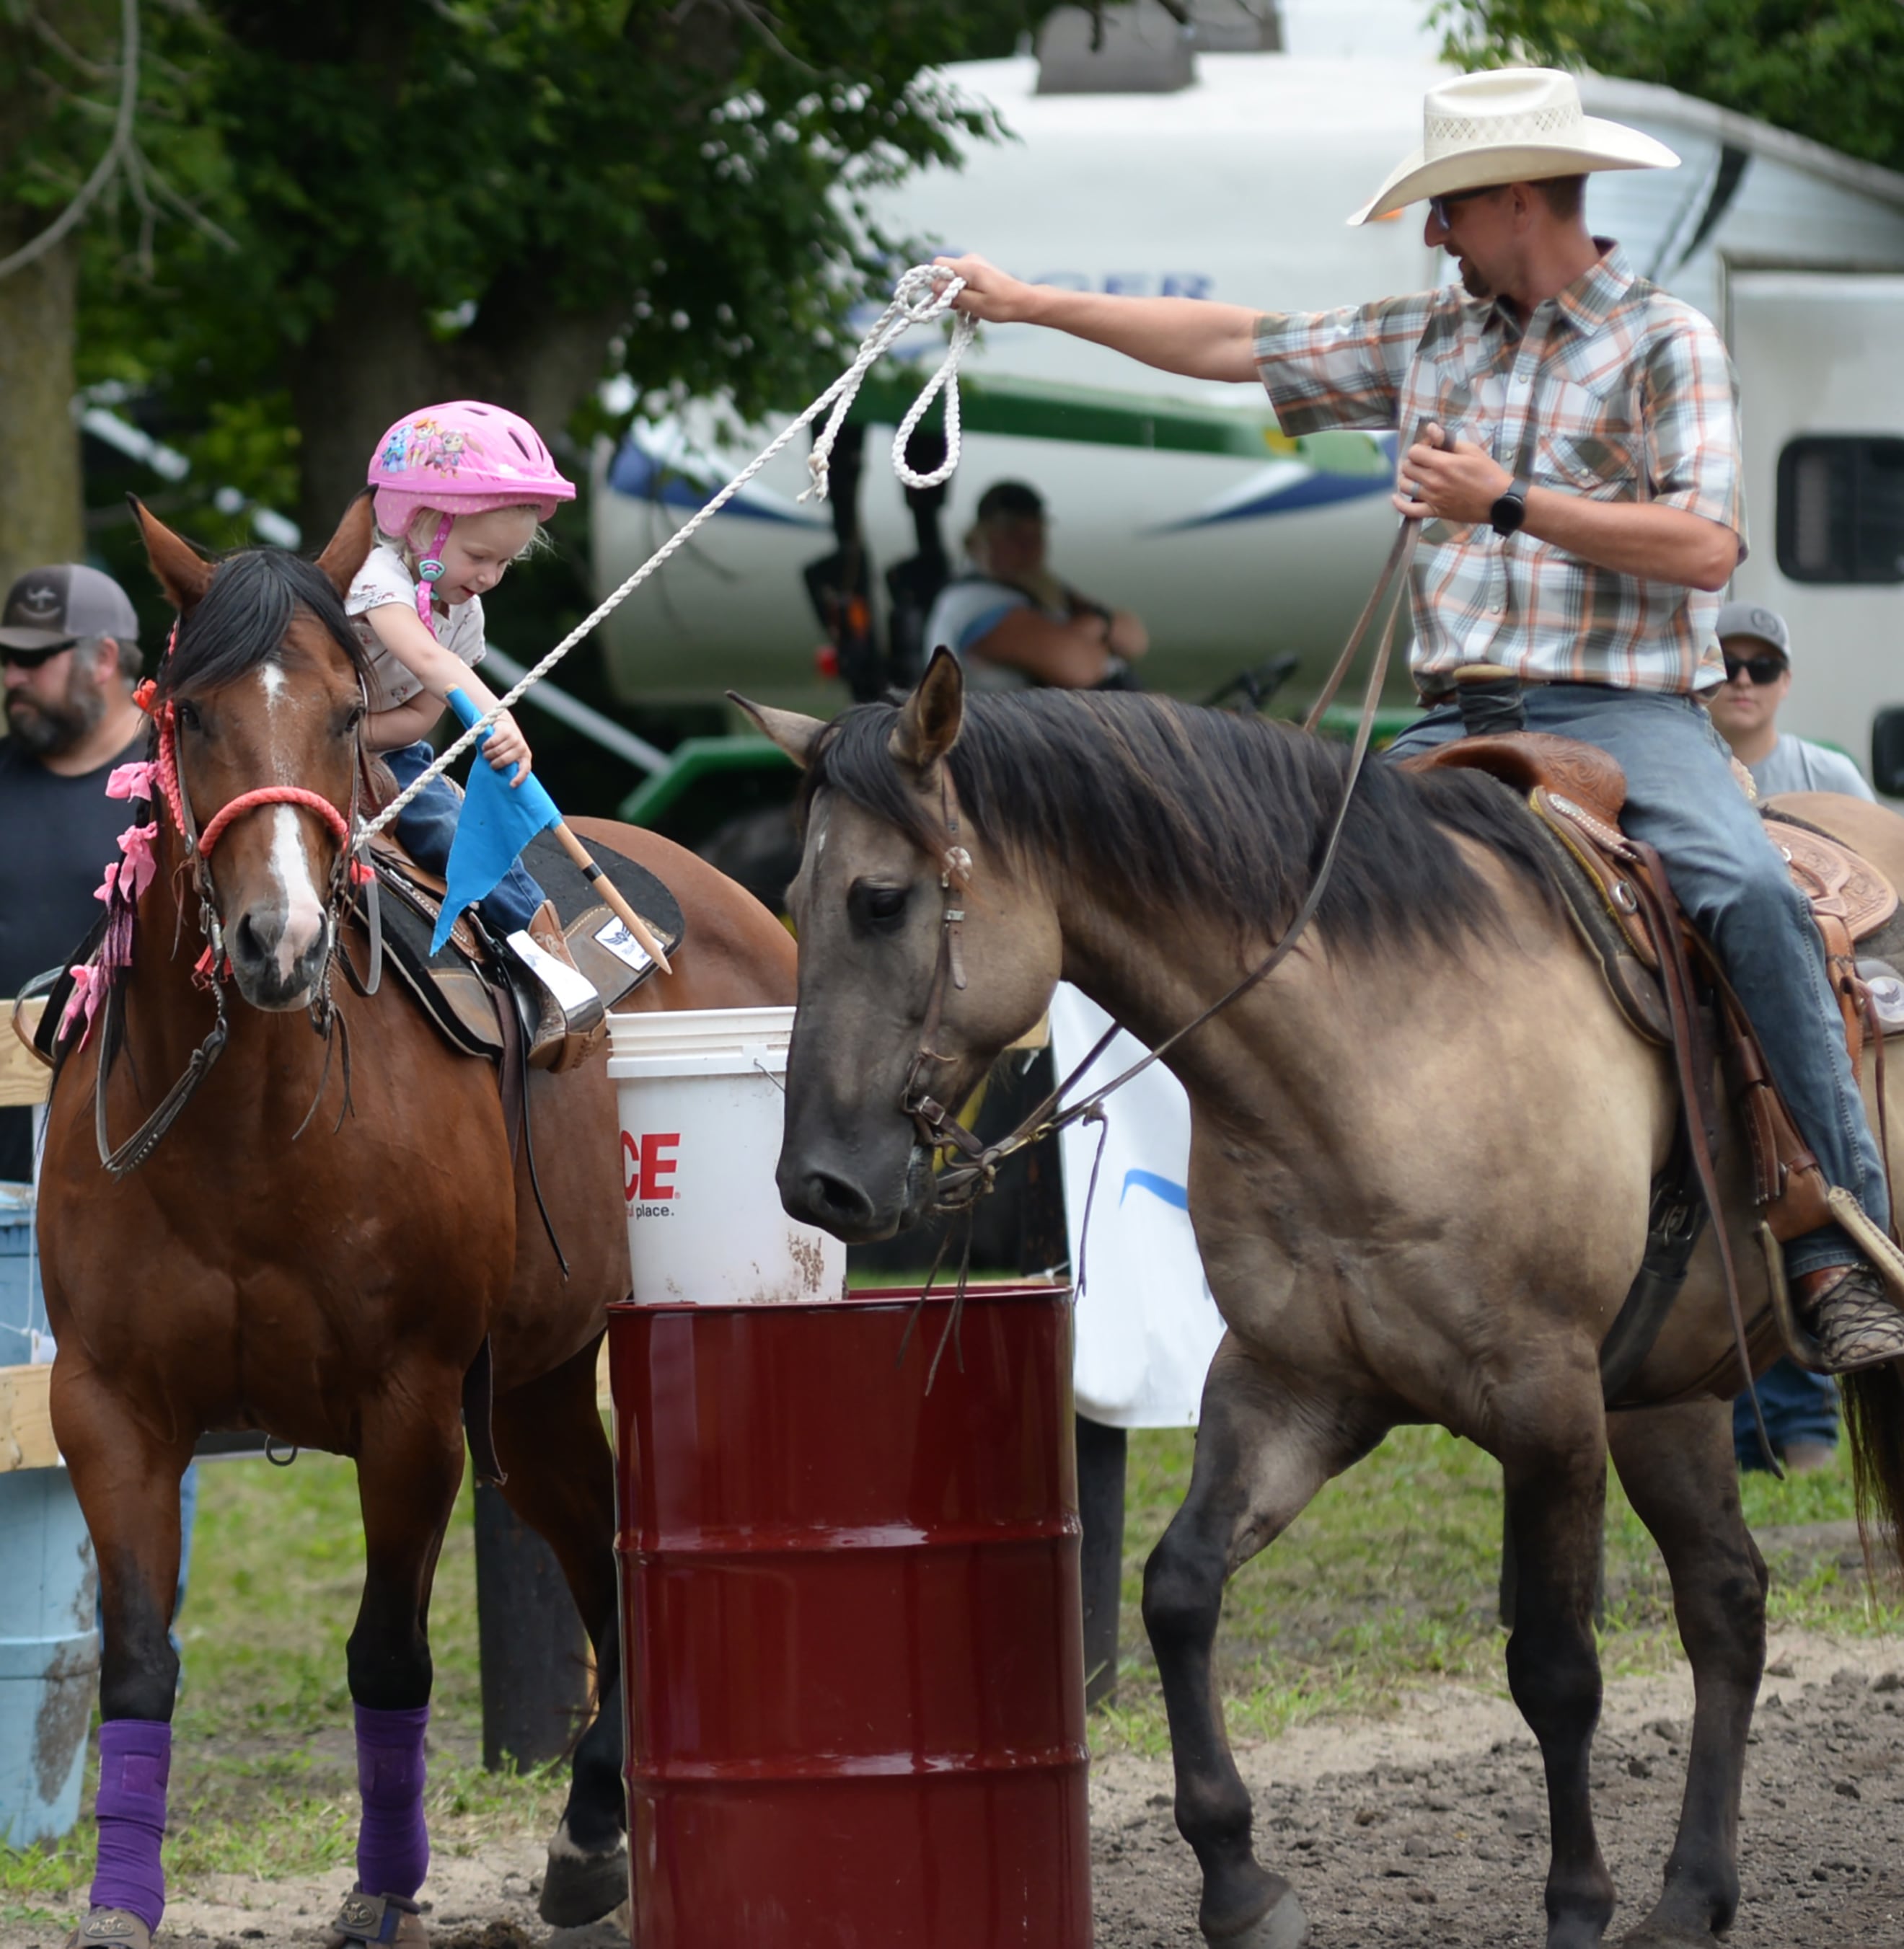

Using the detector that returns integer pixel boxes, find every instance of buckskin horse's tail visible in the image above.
[1840,1359,1904,1573]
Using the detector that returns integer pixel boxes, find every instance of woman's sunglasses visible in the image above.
[0,640,77,671]
[1722,652,1787,686]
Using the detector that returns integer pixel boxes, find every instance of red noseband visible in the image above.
[154,702,352,857]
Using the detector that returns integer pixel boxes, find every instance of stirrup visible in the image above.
[1797,1263,1904,1374]
[505,922,604,1074]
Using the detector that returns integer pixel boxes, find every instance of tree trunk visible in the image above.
[0,226,84,591]
[288,267,440,544]
[289,261,622,546]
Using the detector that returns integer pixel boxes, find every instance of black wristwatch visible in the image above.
[1489,479,1529,537]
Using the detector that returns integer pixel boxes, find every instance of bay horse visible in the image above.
[37,498,795,1948]
[744,651,1904,1949]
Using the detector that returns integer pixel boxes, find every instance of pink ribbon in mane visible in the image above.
[60,761,162,1048]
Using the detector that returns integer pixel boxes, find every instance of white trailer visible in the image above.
[594,5,1904,770]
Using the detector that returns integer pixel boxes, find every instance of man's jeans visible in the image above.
[1735,1358,1838,1470]
[1386,684,1888,1276]
[382,739,542,937]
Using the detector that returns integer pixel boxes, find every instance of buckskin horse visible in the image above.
[744,650,1904,1949]
[35,498,795,1947]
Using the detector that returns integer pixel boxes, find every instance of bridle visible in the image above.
[90,645,372,1178]
[898,510,1424,1214]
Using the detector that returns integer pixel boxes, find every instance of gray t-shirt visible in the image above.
[1750,735,1874,803]
[922,575,1041,693]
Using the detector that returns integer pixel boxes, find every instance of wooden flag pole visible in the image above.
[552,822,674,976]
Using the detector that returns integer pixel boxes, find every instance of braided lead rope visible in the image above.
[357,265,973,844]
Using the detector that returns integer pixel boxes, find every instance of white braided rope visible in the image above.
[357,265,974,843]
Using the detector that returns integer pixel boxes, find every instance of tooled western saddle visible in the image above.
[1404,731,1904,1397]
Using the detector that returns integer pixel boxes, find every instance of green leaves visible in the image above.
[69,0,1044,525]
[1440,1,1904,175]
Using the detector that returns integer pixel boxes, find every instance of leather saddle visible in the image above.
[1404,732,1903,1255]
[22,828,684,1074]
[1409,733,1898,1049]
[353,829,686,1060]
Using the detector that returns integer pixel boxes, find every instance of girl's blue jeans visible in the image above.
[382,739,543,937]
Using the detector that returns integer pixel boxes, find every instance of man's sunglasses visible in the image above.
[1722,652,1787,686]
[0,640,77,671]
[1428,186,1495,228]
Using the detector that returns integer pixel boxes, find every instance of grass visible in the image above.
[1093,1421,1903,1759]
[0,1408,1890,1912]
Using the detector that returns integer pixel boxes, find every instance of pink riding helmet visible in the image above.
[368,399,575,536]
[366,399,576,632]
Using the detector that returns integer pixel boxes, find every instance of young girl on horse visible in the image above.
[351,399,601,1068]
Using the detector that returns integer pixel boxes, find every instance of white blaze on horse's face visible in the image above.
[265,803,326,988]
[249,660,327,989]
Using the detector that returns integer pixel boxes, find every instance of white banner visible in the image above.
[1049,985,1226,1428]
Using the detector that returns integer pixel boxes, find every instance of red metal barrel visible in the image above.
[609,1281,1092,1948]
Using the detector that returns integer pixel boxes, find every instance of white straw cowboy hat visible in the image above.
[1348,67,1679,226]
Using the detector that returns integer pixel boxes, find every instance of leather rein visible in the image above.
[92,668,371,1178]
[900,508,1425,1214]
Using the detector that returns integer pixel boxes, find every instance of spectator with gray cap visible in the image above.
[0,562,203,1634]
[1706,600,1874,802]
[1706,596,1864,1475]
[0,562,149,1186]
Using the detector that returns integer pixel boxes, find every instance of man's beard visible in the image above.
[6,671,104,756]
[1459,257,1494,300]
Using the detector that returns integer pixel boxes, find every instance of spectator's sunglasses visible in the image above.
[1427,186,1495,228]
[0,640,77,671]
[1722,652,1787,686]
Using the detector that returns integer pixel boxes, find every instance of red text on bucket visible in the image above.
[621,1131,681,1204]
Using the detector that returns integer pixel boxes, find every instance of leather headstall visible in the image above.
[89,649,374,1178]
[897,487,1429,1216]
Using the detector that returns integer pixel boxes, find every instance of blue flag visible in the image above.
[431,688,563,953]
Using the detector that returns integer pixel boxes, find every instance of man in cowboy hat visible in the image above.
[933,66,1904,1371]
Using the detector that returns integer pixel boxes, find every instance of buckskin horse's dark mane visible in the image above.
[802,689,1561,955]
[158,547,369,697]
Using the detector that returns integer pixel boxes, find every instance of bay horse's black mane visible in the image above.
[802,689,1561,955]
[159,548,369,697]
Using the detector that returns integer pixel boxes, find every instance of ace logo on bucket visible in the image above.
[622,1131,681,1216]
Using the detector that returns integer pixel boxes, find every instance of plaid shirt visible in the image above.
[1253,244,1745,695]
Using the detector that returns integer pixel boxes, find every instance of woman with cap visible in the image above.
[933,65,1904,1374]
[1708,600,1874,800]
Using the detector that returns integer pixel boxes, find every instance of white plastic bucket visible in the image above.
[607,1007,846,1306]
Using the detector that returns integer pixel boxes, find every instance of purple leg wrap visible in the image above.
[91,1718,171,1932]
[355,1703,431,1900]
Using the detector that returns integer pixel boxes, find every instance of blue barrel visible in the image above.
[0,1183,97,1844]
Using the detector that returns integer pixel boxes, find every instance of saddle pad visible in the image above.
[361,863,506,1059]
[356,831,687,1061]
[519,830,685,1001]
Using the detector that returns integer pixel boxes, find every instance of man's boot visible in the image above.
[503,901,605,1073]
[1794,1262,1904,1373]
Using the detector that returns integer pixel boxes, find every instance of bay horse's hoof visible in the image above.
[324,1888,427,1948]
[65,1911,151,1949]
[538,1832,630,1927]
[1206,1888,1310,1949]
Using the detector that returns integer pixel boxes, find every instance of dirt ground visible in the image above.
[1090,1617,1904,1949]
[4,1622,1900,1949]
